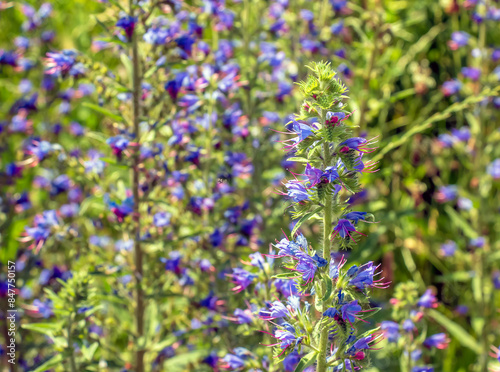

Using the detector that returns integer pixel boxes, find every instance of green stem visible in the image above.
[317,112,333,372]
[130,1,145,371]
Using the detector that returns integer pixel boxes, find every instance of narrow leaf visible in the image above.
[294,351,317,372]
[31,354,64,372]
[272,272,301,280]
[82,102,124,122]
[291,207,323,237]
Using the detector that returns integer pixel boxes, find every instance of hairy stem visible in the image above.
[317,112,333,372]
[130,1,145,371]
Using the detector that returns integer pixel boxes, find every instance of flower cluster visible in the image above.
[381,283,450,372]
[223,62,388,371]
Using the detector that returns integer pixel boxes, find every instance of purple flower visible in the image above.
[322,166,340,183]
[402,319,415,332]
[341,300,362,323]
[381,321,400,343]
[457,197,473,210]
[470,237,485,248]
[413,367,434,372]
[221,353,245,370]
[44,50,76,75]
[343,212,368,225]
[285,182,310,203]
[461,67,481,81]
[202,352,219,369]
[165,72,188,101]
[349,262,379,290]
[423,333,449,349]
[50,175,71,196]
[417,289,438,308]
[435,185,458,203]
[441,80,462,96]
[448,31,470,49]
[451,127,470,142]
[283,351,301,372]
[108,196,134,221]
[175,35,196,58]
[116,16,137,40]
[107,135,130,159]
[275,328,296,349]
[440,241,457,257]
[33,299,53,318]
[59,203,79,218]
[153,212,171,227]
[160,251,182,274]
[234,308,253,324]
[228,268,256,293]
[493,271,500,290]
[0,50,18,66]
[323,307,338,318]
[296,259,317,283]
[260,301,290,320]
[487,159,500,179]
[304,163,323,187]
[332,219,358,239]
[338,137,377,153]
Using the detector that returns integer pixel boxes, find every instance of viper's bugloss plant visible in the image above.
[250,62,388,371]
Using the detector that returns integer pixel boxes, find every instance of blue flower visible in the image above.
[332,219,357,239]
[412,367,434,372]
[234,308,253,324]
[487,159,500,179]
[153,212,171,227]
[343,211,368,225]
[423,333,449,349]
[275,329,296,349]
[349,262,376,290]
[441,79,462,96]
[341,300,362,323]
[222,353,245,369]
[402,319,415,332]
[440,241,457,257]
[381,321,400,342]
[417,289,437,308]
[323,307,338,318]
[259,301,290,320]
[228,268,256,293]
[116,16,137,40]
[285,182,310,202]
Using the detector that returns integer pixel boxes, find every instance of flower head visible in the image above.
[423,333,449,349]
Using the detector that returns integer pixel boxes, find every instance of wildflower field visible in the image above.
[0,0,499,371]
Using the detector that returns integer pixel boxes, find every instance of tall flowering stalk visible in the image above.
[260,62,387,371]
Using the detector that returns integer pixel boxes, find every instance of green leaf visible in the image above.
[294,351,316,372]
[31,354,64,372]
[22,322,62,337]
[82,342,99,362]
[427,309,481,354]
[82,102,124,122]
[162,350,207,372]
[286,157,310,163]
[444,205,478,239]
[291,207,323,237]
[85,130,107,143]
[272,272,301,280]
[321,278,333,302]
